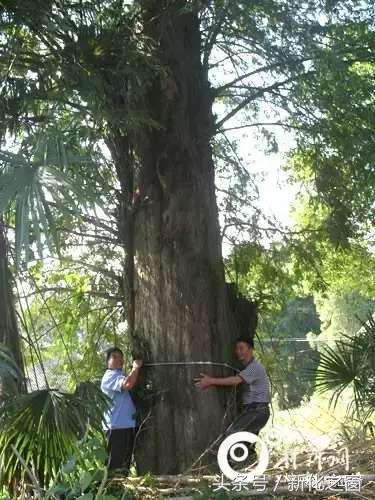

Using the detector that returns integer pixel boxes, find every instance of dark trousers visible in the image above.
[105,428,135,473]
[224,403,270,467]
[227,402,270,436]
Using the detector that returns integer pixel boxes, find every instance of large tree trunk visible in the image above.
[104,0,257,474]
[128,1,239,474]
[0,218,24,372]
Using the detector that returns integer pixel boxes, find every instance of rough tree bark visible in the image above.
[105,0,257,474]
[128,1,242,474]
[0,218,24,372]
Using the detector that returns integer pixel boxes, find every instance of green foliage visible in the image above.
[0,1,158,136]
[315,313,375,421]
[225,242,301,314]
[0,433,124,499]
[0,343,110,490]
[0,121,110,265]
[1,0,373,257]
[225,238,374,413]
[0,0,374,484]
[313,291,374,345]
[226,229,374,316]
[0,344,24,398]
[260,297,321,410]
[285,24,375,244]
[21,259,126,386]
[42,435,117,500]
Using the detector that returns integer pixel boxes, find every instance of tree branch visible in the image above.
[215,75,305,130]
[202,5,227,69]
[19,287,122,301]
[58,226,120,244]
[218,121,302,133]
[213,59,310,97]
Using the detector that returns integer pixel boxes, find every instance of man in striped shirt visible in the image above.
[195,337,271,436]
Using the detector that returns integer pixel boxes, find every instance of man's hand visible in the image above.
[194,373,213,389]
[132,359,143,369]
[122,359,143,390]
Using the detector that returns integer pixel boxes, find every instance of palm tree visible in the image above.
[0,126,99,381]
[0,343,109,490]
[0,130,111,491]
[314,313,375,422]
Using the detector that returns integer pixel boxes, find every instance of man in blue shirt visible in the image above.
[101,347,143,473]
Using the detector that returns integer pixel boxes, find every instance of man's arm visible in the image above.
[122,359,143,390]
[195,373,243,389]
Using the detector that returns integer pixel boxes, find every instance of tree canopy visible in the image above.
[0,0,374,487]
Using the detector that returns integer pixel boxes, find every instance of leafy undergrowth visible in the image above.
[1,390,374,499]
[109,438,375,499]
[1,437,374,499]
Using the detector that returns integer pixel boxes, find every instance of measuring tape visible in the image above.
[144,361,240,373]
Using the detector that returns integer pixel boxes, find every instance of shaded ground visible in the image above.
[109,438,375,498]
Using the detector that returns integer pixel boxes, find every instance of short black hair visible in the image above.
[236,337,254,349]
[106,347,124,363]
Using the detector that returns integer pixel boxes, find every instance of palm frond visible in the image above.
[0,139,96,265]
[73,381,110,432]
[314,312,375,417]
[0,348,108,489]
